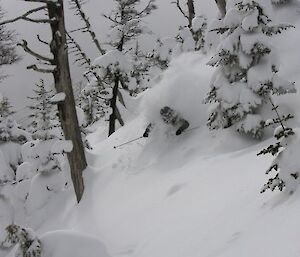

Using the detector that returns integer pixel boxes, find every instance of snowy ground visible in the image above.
[32,113,300,257]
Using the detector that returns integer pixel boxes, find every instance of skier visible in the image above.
[143,106,190,137]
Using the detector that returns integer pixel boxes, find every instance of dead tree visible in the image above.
[215,0,226,17]
[0,0,87,203]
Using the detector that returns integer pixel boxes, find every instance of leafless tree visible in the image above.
[0,0,87,203]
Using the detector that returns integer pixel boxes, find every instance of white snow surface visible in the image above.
[50,92,66,103]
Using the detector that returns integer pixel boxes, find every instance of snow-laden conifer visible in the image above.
[205,0,295,138]
[1,224,41,257]
[27,79,60,140]
[258,98,300,194]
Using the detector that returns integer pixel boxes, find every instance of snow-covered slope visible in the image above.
[37,113,300,257]
[29,45,300,257]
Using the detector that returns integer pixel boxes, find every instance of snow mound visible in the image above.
[40,230,110,257]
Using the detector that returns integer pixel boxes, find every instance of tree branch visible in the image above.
[66,32,91,67]
[172,0,189,20]
[69,0,106,55]
[0,6,47,26]
[37,34,50,46]
[24,0,59,3]
[18,40,54,63]
[27,64,55,73]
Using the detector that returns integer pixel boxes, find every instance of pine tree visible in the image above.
[0,97,28,144]
[0,5,20,81]
[0,97,14,118]
[69,0,157,135]
[27,79,59,140]
[96,0,157,135]
[271,0,291,4]
[1,224,41,257]
[205,0,295,139]
[258,98,299,194]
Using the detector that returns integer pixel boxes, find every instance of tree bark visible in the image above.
[108,75,119,136]
[47,0,87,203]
[187,0,195,28]
[215,0,226,17]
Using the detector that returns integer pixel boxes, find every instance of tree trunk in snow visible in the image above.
[187,0,195,28]
[48,0,87,203]
[109,75,119,136]
[215,0,226,17]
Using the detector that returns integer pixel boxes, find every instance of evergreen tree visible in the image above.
[0,5,20,81]
[258,99,299,194]
[205,0,295,139]
[271,0,291,4]
[27,79,59,140]
[77,82,110,126]
[0,97,28,144]
[0,97,14,118]
[1,224,41,257]
[69,0,157,135]
[96,0,157,135]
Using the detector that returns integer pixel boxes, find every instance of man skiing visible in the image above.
[143,106,190,137]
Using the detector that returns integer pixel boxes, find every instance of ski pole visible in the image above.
[184,125,202,133]
[113,136,144,149]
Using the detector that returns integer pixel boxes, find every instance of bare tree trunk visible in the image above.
[215,0,226,17]
[48,0,87,203]
[109,76,119,136]
[187,0,195,28]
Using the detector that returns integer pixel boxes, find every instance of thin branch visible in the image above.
[137,0,156,17]
[268,96,286,131]
[24,0,59,3]
[66,32,91,67]
[0,6,47,26]
[69,0,106,55]
[172,0,189,20]
[37,34,50,46]
[27,64,55,73]
[102,14,122,25]
[68,26,87,33]
[18,40,54,63]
